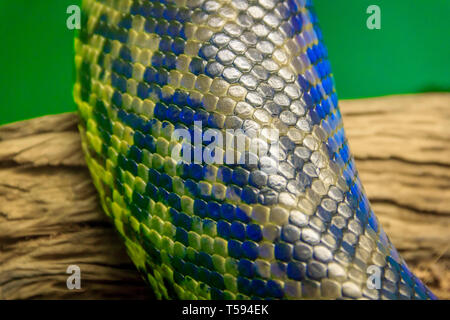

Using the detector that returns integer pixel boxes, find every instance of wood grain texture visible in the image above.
[0,93,449,299]
[340,93,450,299]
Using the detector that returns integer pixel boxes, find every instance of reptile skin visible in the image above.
[74,0,436,299]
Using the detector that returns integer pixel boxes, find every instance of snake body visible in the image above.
[74,0,436,299]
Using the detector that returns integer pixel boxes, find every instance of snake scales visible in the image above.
[74,0,436,299]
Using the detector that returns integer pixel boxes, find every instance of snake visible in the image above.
[74,0,437,299]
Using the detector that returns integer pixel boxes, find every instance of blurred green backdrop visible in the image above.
[0,0,449,125]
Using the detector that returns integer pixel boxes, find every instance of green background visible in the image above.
[0,0,449,125]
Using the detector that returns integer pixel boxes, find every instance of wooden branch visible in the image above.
[340,93,450,299]
[0,114,153,299]
[0,93,449,299]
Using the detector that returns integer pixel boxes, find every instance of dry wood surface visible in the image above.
[0,93,449,299]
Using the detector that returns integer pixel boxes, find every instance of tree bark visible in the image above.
[0,93,449,299]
